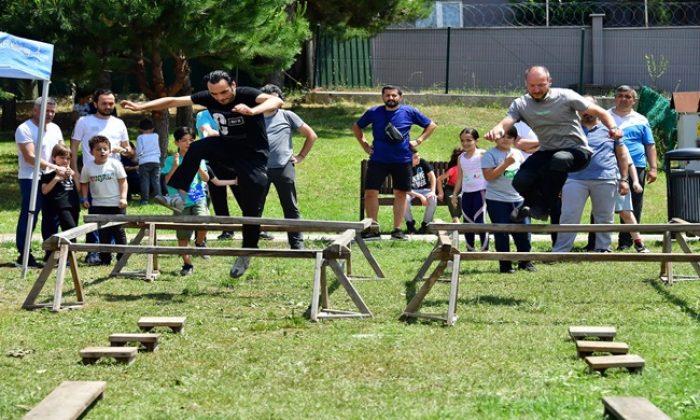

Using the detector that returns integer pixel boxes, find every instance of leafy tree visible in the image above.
[0,0,310,154]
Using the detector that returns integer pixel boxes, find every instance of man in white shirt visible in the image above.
[70,88,131,265]
[15,97,66,267]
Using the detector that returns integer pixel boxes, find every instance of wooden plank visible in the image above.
[324,229,355,258]
[602,396,671,420]
[308,253,324,322]
[585,354,645,374]
[428,222,700,234]
[569,326,616,340]
[327,259,373,317]
[42,222,125,249]
[84,214,367,231]
[21,260,56,309]
[575,340,629,357]
[445,254,461,326]
[138,316,186,333]
[80,346,138,365]
[67,244,320,258]
[400,260,449,319]
[52,245,69,311]
[109,333,160,352]
[459,251,700,263]
[352,233,385,278]
[23,380,106,420]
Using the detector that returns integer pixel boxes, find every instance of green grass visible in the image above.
[1,102,697,419]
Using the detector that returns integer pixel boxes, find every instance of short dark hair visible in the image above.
[88,135,110,151]
[204,70,233,85]
[51,143,71,159]
[505,125,519,139]
[615,85,637,99]
[260,84,284,101]
[139,118,154,131]
[459,127,480,140]
[174,126,195,142]
[381,85,403,96]
[93,88,114,103]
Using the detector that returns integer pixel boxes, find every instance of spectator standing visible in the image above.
[135,118,161,204]
[259,84,318,249]
[41,144,80,257]
[608,85,657,250]
[79,136,128,266]
[482,126,534,273]
[450,127,489,251]
[352,85,437,240]
[14,97,65,267]
[120,142,140,202]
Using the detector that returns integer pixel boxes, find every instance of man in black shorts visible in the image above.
[352,85,437,240]
[121,70,283,278]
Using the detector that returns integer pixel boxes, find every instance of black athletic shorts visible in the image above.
[365,160,412,192]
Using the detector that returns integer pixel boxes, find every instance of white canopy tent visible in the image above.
[0,32,55,278]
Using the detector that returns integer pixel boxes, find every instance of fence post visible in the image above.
[445,26,451,94]
[578,27,585,93]
[590,13,605,86]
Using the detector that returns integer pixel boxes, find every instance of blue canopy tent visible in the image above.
[0,32,55,278]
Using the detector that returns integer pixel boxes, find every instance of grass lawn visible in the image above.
[0,101,698,418]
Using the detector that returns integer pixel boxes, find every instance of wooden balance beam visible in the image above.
[23,216,382,320]
[401,221,700,326]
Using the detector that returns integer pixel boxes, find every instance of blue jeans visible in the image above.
[16,179,57,257]
[138,162,161,202]
[486,199,531,271]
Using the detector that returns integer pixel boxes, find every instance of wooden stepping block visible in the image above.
[575,340,629,358]
[23,380,106,420]
[585,354,645,375]
[138,316,186,333]
[109,333,161,352]
[569,325,616,341]
[80,346,138,365]
[602,396,671,420]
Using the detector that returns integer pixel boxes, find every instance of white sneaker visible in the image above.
[154,195,184,213]
[230,256,251,278]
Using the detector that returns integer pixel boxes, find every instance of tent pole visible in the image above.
[22,81,50,279]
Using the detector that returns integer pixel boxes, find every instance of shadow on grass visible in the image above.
[422,294,527,308]
[647,279,700,323]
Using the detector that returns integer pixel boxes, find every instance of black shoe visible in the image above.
[500,267,515,274]
[406,220,417,234]
[217,231,234,240]
[518,262,537,272]
[85,253,102,265]
[390,228,407,241]
[510,205,530,222]
[417,222,429,235]
[617,244,631,251]
[361,229,381,241]
[259,232,274,241]
[15,254,44,269]
[180,263,194,276]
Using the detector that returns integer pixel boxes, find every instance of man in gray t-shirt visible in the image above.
[486,66,623,221]
[260,84,318,249]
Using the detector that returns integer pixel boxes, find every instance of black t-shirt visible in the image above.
[41,172,80,209]
[191,87,268,154]
[410,159,434,190]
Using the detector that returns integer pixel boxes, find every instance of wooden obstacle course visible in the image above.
[23,380,106,420]
[138,316,186,333]
[568,326,617,341]
[80,346,138,365]
[575,340,629,358]
[401,221,700,326]
[22,215,384,320]
[109,333,161,352]
[602,396,671,420]
[584,354,645,374]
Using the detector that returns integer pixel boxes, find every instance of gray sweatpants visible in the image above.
[261,161,304,249]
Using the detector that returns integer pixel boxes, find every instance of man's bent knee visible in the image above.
[550,151,575,172]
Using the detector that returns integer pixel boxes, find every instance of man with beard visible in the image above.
[120,70,283,278]
[70,89,131,265]
[485,66,622,222]
[353,85,437,240]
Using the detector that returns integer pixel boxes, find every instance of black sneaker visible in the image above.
[417,222,429,235]
[634,243,650,253]
[390,228,407,241]
[500,266,515,274]
[406,220,417,234]
[15,254,44,269]
[518,262,537,272]
[217,231,234,240]
[361,229,381,241]
[180,263,194,276]
[259,232,274,241]
[510,205,530,222]
[85,253,102,265]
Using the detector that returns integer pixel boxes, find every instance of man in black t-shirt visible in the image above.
[121,70,283,278]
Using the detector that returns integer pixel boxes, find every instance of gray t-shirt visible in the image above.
[481,147,525,203]
[507,88,589,151]
[264,109,304,168]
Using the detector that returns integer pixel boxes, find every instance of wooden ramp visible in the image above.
[23,380,106,420]
[602,396,670,420]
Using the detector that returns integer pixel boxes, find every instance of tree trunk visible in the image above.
[152,109,170,165]
[175,76,193,129]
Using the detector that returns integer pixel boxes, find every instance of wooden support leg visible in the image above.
[320,261,329,309]
[445,254,461,326]
[309,252,324,322]
[353,234,385,278]
[111,226,146,277]
[68,251,83,304]
[673,232,700,279]
[22,257,56,309]
[660,231,673,284]
[400,259,449,321]
[327,258,372,316]
[412,245,439,282]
